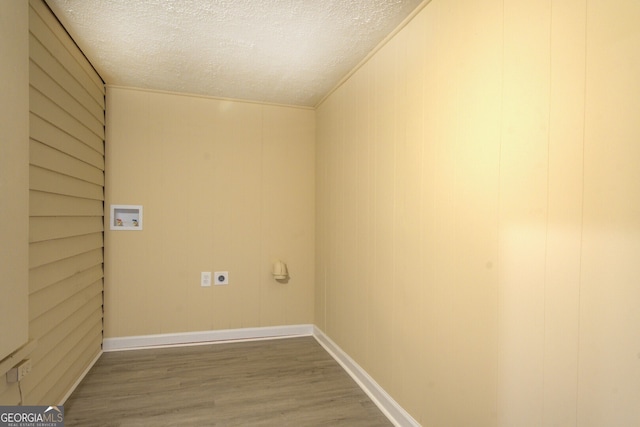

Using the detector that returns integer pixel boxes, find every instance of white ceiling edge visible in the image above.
[105,83,317,110]
[315,0,431,108]
[45,0,426,107]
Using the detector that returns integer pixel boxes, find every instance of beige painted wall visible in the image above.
[0,1,29,364]
[104,87,315,338]
[316,0,640,425]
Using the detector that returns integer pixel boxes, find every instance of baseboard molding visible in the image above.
[101,324,417,426]
[313,326,420,427]
[59,349,102,405]
[102,324,314,352]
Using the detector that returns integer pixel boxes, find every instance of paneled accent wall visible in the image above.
[316,0,640,425]
[26,0,105,404]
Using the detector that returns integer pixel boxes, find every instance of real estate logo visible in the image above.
[0,406,64,427]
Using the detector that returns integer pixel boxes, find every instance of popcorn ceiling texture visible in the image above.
[45,0,423,106]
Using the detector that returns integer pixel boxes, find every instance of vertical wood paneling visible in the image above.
[323,88,345,342]
[543,1,586,425]
[497,1,550,424]
[390,27,408,409]
[419,4,441,423]
[352,59,373,373]
[370,41,397,393]
[316,0,639,425]
[579,0,640,425]
[394,16,423,419]
[27,0,104,405]
[314,98,333,333]
[444,1,502,424]
[338,72,359,356]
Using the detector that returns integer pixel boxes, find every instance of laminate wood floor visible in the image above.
[64,336,393,426]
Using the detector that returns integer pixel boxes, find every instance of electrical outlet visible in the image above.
[6,359,31,383]
[201,272,212,287]
[214,271,228,285]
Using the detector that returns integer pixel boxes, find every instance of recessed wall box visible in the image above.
[110,205,143,230]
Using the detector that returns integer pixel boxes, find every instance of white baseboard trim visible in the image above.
[313,326,420,427]
[59,350,102,405]
[100,324,417,427]
[102,324,314,352]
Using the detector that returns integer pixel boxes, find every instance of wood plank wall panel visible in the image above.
[578,1,640,426]
[497,1,550,424]
[316,0,640,425]
[318,1,503,424]
[26,0,105,405]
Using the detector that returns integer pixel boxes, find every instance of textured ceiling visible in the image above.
[45,0,424,107]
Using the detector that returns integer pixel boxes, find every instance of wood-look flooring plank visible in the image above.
[64,337,392,426]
